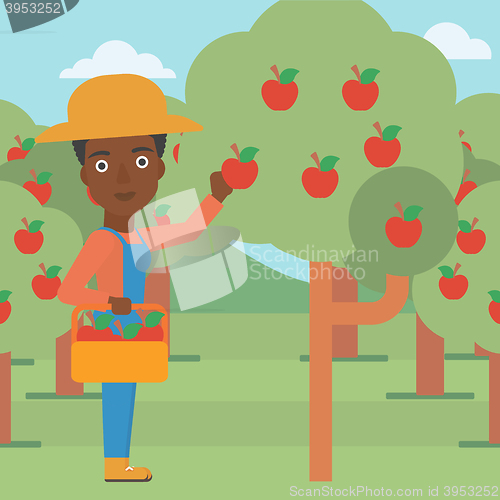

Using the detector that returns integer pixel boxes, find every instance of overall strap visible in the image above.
[135,229,148,246]
[97,227,128,246]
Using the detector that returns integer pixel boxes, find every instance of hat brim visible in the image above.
[35,114,203,143]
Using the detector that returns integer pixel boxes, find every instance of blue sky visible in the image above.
[0,0,498,126]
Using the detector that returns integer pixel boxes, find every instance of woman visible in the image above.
[35,74,233,482]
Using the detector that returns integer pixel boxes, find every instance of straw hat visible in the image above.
[36,74,202,143]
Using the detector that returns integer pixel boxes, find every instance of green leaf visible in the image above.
[239,147,259,163]
[37,172,52,185]
[488,291,500,303]
[438,266,454,279]
[279,68,299,85]
[320,156,340,172]
[21,138,35,151]
[382,126,402,142]
[360,68,380,85]
[0,290,12,303]
[28,220,45,233]
[458,220,472,233]
[46,265,62,279]
[403,206,423,222]
[95,314,114,331]
[145,311,165,328]
[155,204,171,218]
[124,323,142,339]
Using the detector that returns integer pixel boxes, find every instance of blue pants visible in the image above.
[102,383,137,458]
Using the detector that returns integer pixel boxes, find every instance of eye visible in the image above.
[95,159,108,173]
[136,156,149,169]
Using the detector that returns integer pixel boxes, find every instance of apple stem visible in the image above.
[453,263,461,278]
[373,122,384,140]
[270,64,280,82]
[459,130,465,139]
[463,169,471,183]
[136,309,147,326]
[394,202,404,218]
[29,169,37,183]
[39,263,47,277]
[471,217,479,231]
[114,320,124,338]
[311,152,321,169]
[14,135,22,148]
[85,311,95,329]
[351,65,361,82]
[21,217,29,231]
[230,143,240,161]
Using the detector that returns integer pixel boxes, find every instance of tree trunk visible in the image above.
[308,261,408,482]
[490,353,500,444]
[331,267,358,358]
[0,352,11,444]
[416,314,444,396]
[56,315,84,396]
[145,270,171,351]
[475,343,490,357]
[310,263,333,482]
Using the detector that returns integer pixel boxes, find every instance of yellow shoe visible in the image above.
[104,458,152,482]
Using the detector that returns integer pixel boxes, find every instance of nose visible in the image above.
[116,163,131,184]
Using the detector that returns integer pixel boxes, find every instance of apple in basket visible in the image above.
[123,311,165,341]
[77,312,119,341]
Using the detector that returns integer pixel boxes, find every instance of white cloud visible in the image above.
[424,23,491,60]
[60,40,176,79]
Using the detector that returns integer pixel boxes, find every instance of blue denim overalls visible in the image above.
[93,227,151,458]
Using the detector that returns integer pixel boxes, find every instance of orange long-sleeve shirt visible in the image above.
[58,195,223,306]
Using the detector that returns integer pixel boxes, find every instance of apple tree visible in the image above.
[0,180,82,442]
[413,180,500,445]
[154,0,465,481]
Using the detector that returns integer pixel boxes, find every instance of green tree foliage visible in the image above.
[413,181,500,353]
[0,141,102,241]
[157,0,462,275]
[0,100,47,163]
[0,182,82,357]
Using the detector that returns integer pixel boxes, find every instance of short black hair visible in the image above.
[73,134,167,166]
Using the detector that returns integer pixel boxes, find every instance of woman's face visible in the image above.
[80,135,165,217]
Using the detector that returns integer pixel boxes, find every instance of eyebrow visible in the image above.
[132,147,154,153]
[88,150,110,158]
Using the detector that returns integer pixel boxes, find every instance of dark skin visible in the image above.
[80,135,233,315]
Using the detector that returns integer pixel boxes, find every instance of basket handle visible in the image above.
[71,303,169,345]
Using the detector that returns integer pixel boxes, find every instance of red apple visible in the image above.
[172,132,183,164]
[23,169,53,205]
[154,204,171,226]
[261,65,299,111]
[32,263,62,300]
[0,290,12,324]
[14,217,44,254]
[364,122,402,168]
[455,169,477,205]
[459,130,472,152]
[221,144,259,189]
[457,217,485,254]
[7,135,35,161]
[385,202,423,248]
[123,311,165,341]
[302,152,340,199]
[438,263,468,300]
[77,312,117,341]
[488,291,500,324]
[87,186,100,206]
[342,65,380,111]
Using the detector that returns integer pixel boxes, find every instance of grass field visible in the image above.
[1,313,497,498]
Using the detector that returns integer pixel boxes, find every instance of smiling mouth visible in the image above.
[114,192,136,202]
